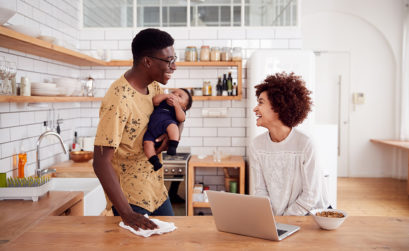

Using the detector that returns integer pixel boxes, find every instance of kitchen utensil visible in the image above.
[70,151,93,162]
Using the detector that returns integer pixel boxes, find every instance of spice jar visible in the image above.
[221,47,232,61]
[210,47,220,61]
[232,47,242,61]
[200,45,210,61]
[185,46,198,62]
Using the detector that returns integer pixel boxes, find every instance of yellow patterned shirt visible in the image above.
[94,75,167,212]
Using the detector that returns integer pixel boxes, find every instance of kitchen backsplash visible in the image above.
[0,0,302,188]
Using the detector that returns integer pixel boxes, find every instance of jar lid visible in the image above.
[187,46,197,48]
[201,45,210,48]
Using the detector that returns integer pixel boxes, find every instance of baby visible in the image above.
[144,88,193,171]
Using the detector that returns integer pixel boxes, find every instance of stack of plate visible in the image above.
[31,82,62,96]
[53,78,82,96]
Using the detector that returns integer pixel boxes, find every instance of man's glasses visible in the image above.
[147,56,177,68]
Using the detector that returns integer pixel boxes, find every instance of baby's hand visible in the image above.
[166,94,178,107]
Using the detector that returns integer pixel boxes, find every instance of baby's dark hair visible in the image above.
[181,88,193,111]
[131,28,174,65]
[254,72,312,128]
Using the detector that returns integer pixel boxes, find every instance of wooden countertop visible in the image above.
[4,216,409,250]
[51,160,96,178]
[0,191,83,245]
[370,139,409,150]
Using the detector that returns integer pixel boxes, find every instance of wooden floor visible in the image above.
[337,178,409,217]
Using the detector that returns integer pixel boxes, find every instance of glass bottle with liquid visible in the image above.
[222,74,228,96]
[227,72,233,96]
[216,77,222,96]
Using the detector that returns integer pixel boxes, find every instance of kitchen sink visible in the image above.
[50,178,106,216]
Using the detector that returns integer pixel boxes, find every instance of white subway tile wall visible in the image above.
[0,0,302,188]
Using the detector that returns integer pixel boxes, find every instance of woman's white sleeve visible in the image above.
[249,143,268,197]
[284,141,322,215]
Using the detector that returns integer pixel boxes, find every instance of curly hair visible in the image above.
[254,72,312,128]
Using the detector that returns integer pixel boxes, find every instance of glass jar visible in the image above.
[210,47,220,61]
[200,45,210,61]
[185,46,198,62]
[221,47,232,61]
[232,47,242,61]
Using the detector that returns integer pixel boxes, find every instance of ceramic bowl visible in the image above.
[0,7,16,25]
[37,35,56,43]
[7,24,41,37]
[70,151,93,162]
[310,208,348,230]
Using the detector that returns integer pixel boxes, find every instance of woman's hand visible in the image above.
[122,211,158,231]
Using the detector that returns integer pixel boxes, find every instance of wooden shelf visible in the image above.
[187,155,245,216]
[0,26,242,101]
[108,60,243,101]
[0,96,103,103]
[0,26,106,66]
[192,202,210,208]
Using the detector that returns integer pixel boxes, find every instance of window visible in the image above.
[82,0,298,28]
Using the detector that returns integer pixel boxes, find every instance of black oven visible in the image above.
[162,151,190,216]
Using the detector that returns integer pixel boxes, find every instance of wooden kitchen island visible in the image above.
[4,216,409,250]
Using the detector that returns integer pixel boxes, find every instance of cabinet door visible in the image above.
[59,200,84,216]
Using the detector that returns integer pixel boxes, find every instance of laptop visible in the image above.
[206,190,300,241]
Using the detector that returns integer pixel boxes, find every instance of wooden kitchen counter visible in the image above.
[371,139,409,194]
[0,191,83,246]
[5,216,409,250]
[51,160,96,178]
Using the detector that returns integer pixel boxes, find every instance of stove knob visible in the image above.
[171,169,175,173]
[164,168,169,173]
[178,168,183,173]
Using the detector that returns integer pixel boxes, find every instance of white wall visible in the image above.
[0,0,95,177]
[79,27,302,189]
[302,0,407,178]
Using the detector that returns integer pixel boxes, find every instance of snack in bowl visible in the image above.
[310,209,348,230]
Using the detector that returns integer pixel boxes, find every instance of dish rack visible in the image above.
[0,177,52,202]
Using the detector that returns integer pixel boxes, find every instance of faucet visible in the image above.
[36,130,68,177]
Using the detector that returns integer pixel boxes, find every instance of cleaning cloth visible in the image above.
[119,215,177,237]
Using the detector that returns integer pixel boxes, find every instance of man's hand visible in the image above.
[122,211,158,231]
[155,133,169,154]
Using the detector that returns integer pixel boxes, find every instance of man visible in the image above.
[93,28,178,230]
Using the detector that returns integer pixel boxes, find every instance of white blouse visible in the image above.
[249,128,328,216]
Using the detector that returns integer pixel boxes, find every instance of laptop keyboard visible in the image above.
[277,229,287,236]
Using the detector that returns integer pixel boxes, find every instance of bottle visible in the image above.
[222,74,228,96]
[207,81,212,96]
[216,77,222,96]
[232,82,238,96]
[18,152,27,178]
[72,131,79,151]
[227,72,233,96]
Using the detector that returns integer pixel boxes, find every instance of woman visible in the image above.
[250,72,328,216]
